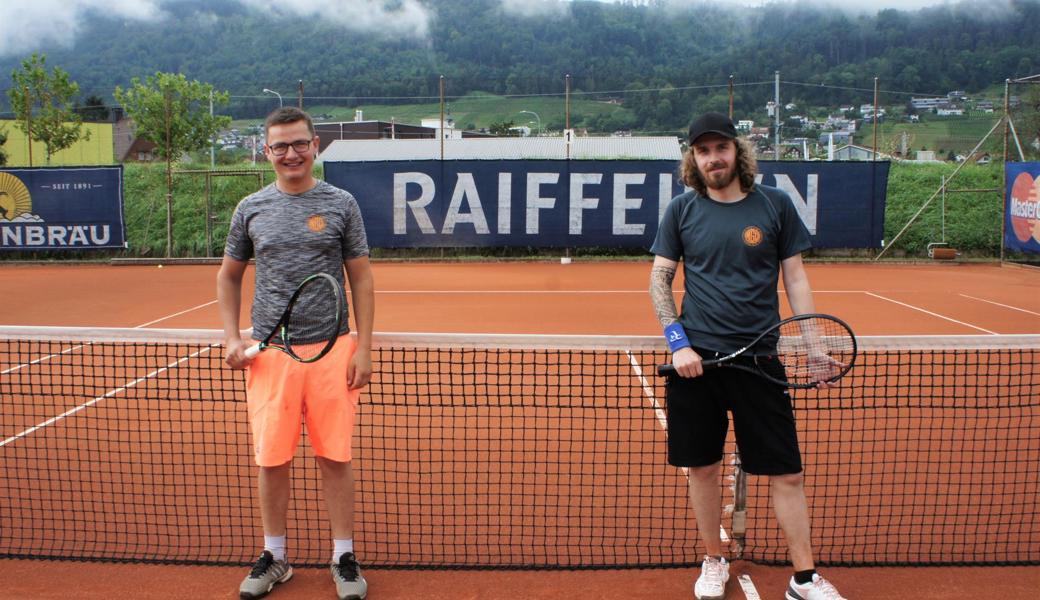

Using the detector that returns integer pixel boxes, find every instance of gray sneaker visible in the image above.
[239,550,293,599]
[331,552,368,600]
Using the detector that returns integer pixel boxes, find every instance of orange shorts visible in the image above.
[245,334,360,467]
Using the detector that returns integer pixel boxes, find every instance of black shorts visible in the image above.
[664,348,802,475]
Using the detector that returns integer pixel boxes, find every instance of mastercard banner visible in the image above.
[1005,162,1040,254]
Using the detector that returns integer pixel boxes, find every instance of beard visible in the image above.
[701,162,737,190]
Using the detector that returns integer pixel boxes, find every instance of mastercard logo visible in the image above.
[307,215,327,233]
[1009,173,1040,244]
[742,226,764,246]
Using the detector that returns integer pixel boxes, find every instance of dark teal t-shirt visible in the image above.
[650,184,812,354]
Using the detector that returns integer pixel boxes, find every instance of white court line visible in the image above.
[625,351,730,544]
[738,574,762,600]
[358,289,667,294]
[358,289,863,295]
[959,294,1040,317]
[1,300,221,441]
[2,300,218,376]
[0,344,219,448]
[134,300,217,328]
[864,292,998,335]
[2,344,83,376]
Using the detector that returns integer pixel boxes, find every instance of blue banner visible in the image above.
[0,166,125,250]
[1005,162,1040,254]
[324,160,888,249]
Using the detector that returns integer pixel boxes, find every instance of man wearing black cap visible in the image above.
[648,112,848,600]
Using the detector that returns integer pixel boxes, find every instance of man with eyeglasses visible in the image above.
[218,106,374,600]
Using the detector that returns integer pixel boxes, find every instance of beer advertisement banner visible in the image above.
[0,166,126,251]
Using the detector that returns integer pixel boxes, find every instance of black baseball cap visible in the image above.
[688,112,738,144]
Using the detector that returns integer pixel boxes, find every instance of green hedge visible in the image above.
[881,162,1003,257]
[122,163,277,257]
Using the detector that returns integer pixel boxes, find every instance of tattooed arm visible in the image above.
[650,255,702,377]
[650,258,681,327]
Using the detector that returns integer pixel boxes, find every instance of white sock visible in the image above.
[264,535,287,562]
[332,538,354,563]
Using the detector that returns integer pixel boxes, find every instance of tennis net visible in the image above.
[1,326,1037,568]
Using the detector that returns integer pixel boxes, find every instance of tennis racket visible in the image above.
[244,273,345,363]
[657,313,857,389]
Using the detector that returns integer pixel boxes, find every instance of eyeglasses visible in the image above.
[266,139,312,156]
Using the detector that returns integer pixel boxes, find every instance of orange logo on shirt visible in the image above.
[742,226,763,246]
[307,215,326,232]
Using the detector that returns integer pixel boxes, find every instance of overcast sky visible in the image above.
[0,0,992,59]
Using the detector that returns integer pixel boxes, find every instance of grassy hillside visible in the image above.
[237,92,635,134]
[873,114,1004,159]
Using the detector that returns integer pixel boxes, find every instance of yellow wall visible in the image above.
[0,120,114,166]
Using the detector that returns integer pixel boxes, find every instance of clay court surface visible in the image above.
[1,260,1038,599]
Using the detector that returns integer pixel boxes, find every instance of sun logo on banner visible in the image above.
[1009,172,1040,244]
[0,172,33,222]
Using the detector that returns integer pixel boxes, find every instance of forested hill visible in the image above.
[0,0,1036,122]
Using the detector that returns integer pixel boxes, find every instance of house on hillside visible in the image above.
[833,144,889,161]
[121,137,158,162]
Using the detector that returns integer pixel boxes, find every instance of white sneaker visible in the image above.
[693,555,729,600]
[785,573,847,600]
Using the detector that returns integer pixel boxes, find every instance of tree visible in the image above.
[488,120,520,136]
[75,95,110,121]
[0,127,7,166]
[114,72,230,257]
[7,53,89,166]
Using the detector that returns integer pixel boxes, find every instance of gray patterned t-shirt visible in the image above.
[224,180,369,340]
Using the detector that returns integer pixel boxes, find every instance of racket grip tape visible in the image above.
[244,343,262,359]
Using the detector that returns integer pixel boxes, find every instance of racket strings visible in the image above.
[776,317,855,384]
[283,278,343,360]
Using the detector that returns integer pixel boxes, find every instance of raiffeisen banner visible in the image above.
[0,166,126,250]
[1005,162,1040,254]
[324,160,888,249]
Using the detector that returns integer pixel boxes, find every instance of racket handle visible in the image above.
[657,359,722,376]
[244,343,261,359]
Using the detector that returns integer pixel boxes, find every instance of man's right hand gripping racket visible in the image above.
[657,313,857,389]
[245,273,345,363]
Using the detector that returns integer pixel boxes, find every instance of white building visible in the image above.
[420,117,463,140]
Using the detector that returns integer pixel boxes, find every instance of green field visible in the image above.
[873,114,1004,157]
[237,91,634,134]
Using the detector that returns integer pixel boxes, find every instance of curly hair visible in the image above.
[680,136,758,196]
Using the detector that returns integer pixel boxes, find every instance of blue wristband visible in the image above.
[664,323,691,353]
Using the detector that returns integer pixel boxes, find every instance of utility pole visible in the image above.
[728,75,734,119]
[24,86,33,167]
[209,91,215,168]
[774,71,780,159]
[565,74,571,130]
[439,75,445,161]
[1001,78,1010,263]
[298,80,304,109]
[565,74,572,160]
[872,77,879,161]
